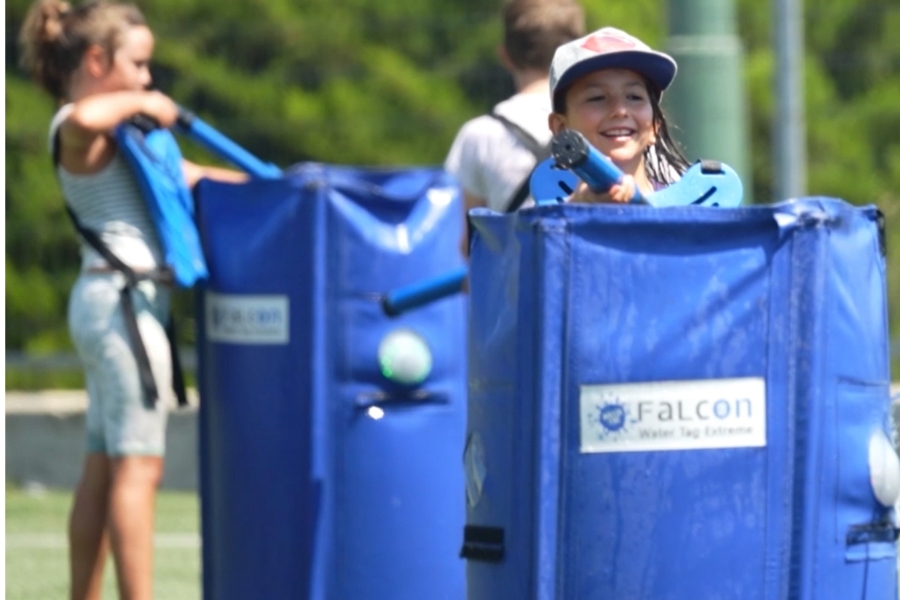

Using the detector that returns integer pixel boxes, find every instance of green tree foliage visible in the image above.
[739,0,900,207]
[5,0,900,374]
[5,75,79,353]
[738,0,900,361]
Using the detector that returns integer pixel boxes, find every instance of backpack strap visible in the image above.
[489,110,551,213]
[52,129,188,408]
[504,171,536,213]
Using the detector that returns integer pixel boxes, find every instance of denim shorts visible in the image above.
[68,272,174,457]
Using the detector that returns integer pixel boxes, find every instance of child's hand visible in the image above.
[607,175,638,203]
[569,175,637,204]
[140,91,180,129]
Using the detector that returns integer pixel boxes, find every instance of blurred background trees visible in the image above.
[6,0,900,384]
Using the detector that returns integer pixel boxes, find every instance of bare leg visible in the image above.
[69,453,112,600]
[107,455,164,600]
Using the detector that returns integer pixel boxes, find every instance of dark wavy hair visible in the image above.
[643,81,691,185]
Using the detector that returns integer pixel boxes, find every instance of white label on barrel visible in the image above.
[205,293,289,345]
[579,378,766,453]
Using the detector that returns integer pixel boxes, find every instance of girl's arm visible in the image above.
[181,159,249,189]
[57,90,179,174]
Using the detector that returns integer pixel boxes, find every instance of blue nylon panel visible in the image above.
[466,214,537,600]
[195,165,467,600]
[466,198,897,600]
[533,218,572,600]
[800,202,895,599]
[196,177,320,600]
[763,221,795,600]
[324,168,466,600]
[561,207,775,600]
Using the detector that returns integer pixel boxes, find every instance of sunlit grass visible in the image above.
[6,484,201,600]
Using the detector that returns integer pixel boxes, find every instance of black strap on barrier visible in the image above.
[460,525,505,563]
[846,520,900,546]
[53,132,187,408]
[848,513,900,599]
[489,111,551,213]
[166,317,189,407]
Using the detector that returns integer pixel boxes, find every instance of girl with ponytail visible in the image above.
[19,3,243,598]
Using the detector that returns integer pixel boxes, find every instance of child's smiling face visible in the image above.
[550,68,657,175]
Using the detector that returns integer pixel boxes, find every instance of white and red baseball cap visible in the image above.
[550,27,677,111]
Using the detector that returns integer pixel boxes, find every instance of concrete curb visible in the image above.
[6,390,199,491]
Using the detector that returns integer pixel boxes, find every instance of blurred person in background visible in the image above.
[445,0,585,254]
[18,1,245,598]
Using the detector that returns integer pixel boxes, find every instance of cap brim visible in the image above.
[553,50,676,108]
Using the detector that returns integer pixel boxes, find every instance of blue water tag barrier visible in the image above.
[463,198,898,599]
[194,163,467,600]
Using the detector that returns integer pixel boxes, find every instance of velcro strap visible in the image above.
[167,317,189,407]
[460,525,505,562]
[846,521,900,546]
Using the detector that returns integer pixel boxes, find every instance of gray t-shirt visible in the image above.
[444,92,552,212]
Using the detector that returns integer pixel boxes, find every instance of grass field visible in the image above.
[6,484,201,600]
[6,484,899,598]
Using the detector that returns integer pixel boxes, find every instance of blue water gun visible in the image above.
[380,130,743,316]
[532,129,742,207]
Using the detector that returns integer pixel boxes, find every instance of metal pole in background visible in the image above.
[773,0,806,201]
[665,0,752,203]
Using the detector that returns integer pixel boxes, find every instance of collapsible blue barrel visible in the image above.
[194,164,467,600]
[462,198,899,599]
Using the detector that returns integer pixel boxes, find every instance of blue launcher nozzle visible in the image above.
[551,130,645,204]
[381,266,468,317]
[175,107,282,180]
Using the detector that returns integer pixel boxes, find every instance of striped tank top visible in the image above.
[49,104,164,272]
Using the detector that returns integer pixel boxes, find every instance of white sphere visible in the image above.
[377,329,433,385]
